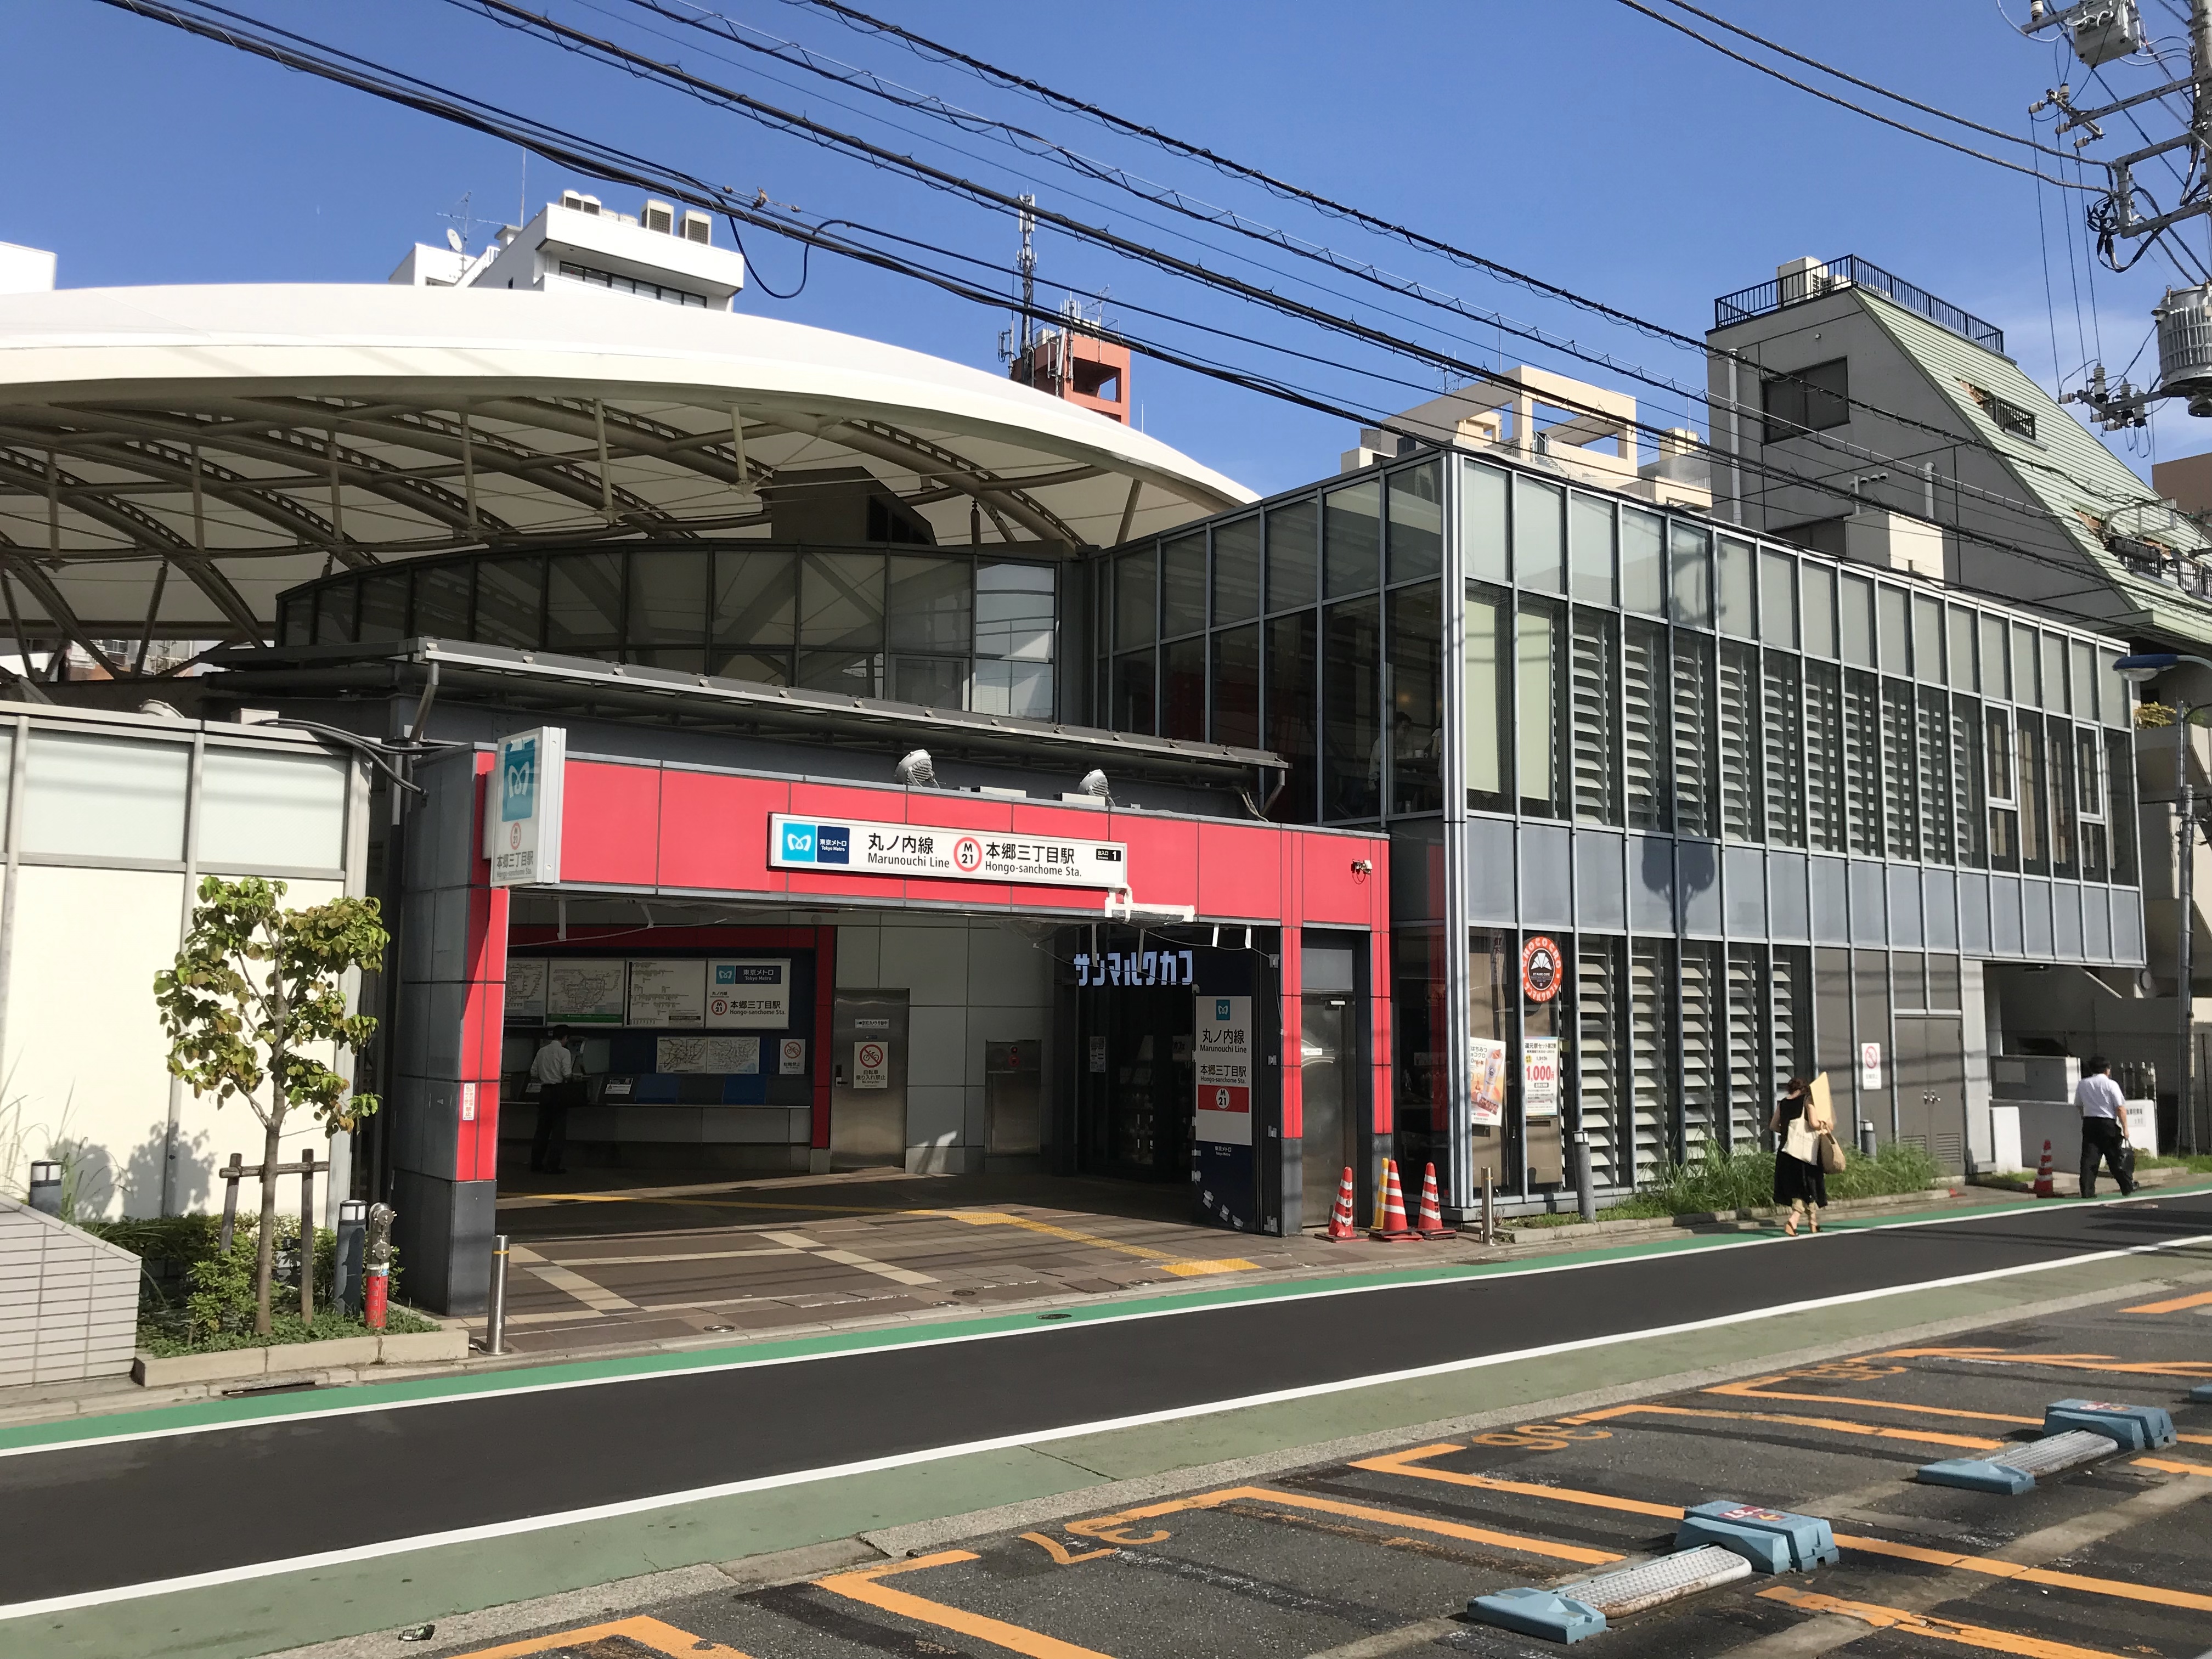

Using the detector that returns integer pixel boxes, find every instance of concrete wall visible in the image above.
[833,913,1054,1173]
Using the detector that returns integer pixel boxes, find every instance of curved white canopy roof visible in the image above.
[0,284,1252,648]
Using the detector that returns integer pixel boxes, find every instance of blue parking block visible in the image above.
[1468,1588,1606,1644]
[2044,1399,2176,1451]
[1915,1457,2036,1495]
[2194,1382,2212,1405]
[1678,1500,1841,1572]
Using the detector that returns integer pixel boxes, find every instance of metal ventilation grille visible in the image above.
[1578,938,1625,1188]
[1916,688,1953,865]
[1843,669,1882,856]
[1804,663,1844,853]
[1949,698,1985,866]
[1772,946,1810,1143]
[1673,636,1717,838]
[1762,654,1805,847]
[1718,641,1761,842]
[1624,621,1669,831]
[1629,938,1675,1183]
[1680,941,1722,1158]
[1882,680,1920,861]
[1727,945,1768,1153]
[1571,611,1620,826]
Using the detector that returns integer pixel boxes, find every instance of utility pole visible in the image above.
[2177,703,2197,1158]
[1016,194,1037,390]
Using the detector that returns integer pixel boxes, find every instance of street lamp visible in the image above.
[2114,652,2212,1155]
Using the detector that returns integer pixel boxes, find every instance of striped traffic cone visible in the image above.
[1324,1167,1358,1241]
[1370,1159,1418,1240]
[1415,1163,1454,1239]
[2032,1139,2056,1198]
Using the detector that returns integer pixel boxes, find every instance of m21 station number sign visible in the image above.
[770,814,1127,888]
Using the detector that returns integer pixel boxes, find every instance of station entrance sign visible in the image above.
[770,813,1127,888]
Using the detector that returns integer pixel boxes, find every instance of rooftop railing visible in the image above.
[1715,255,2005,354]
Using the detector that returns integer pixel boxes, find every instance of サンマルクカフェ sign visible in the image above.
[769,814,1127,888]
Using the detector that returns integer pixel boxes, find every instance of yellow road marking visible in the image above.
[1566,1401,2004,1451]
[1020,1531,1117,1565]
[1708,1373,2212,1447]
[1368,1443,2212,1614]
[2121,1288,2212,1313]
[816,1551,1116,1658]
[1881,1346,2212,1379]
[1063,1483,1620,1565]
[2136,1454,2212,1476]
[450,1614,753,1657]
[929,1210,1260,1277]
[1758,1585,2128,1658]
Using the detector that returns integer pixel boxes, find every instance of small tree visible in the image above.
[155,876,387,1336]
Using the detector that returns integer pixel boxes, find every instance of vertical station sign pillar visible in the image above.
[486,727,566,887]
[1191,951,1280,1234]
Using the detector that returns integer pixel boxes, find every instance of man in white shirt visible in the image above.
[2073,1054,2135,1198]
[529,1026,578,1175]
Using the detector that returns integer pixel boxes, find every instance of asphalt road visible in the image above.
[3,1192,2205,1611]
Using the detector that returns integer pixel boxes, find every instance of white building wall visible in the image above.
[835,913,1053,1173]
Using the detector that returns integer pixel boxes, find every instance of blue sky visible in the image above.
[7,0,2208,494]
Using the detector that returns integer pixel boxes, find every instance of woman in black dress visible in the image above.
[1771,1076,1827,1235]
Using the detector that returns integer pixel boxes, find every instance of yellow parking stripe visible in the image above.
[928,1209,1258,1276]
[1759,1586,2126,1658]
[1881,1346,2212,1379]
[2121,1288,2212,1313]
[1064,1483,1621,1565]
[1707,1375,2212,1446]
[451,1615,752,1657]
[815,1552,1116,1658]
[1567,1401,2004,1451]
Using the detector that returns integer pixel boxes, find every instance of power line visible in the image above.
[1609,0,2099,188]
[85,0,2195,606]
[1644,0,2082,160]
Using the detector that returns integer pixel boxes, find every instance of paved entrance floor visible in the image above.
[486,1169,1524,1356]
[328,1282,2212,1659]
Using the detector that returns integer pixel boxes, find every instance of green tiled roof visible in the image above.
[1858,289,2212,646]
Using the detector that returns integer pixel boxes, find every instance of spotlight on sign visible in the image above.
[894,748,937,788]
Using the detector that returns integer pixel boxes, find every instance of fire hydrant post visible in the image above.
[363,1201,395,1331]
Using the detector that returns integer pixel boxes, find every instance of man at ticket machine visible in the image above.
[529,1025,583,1175]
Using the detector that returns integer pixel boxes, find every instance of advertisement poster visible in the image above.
[627,960,706,1028]
[1523,1036,1562,1120]
[706,959,792,1029]
[504,958,547,1022]
[1469,1037,1508,1128]
[853,1040,890,1089]
[657,1035,761,1074]
[1194,994,1254,1145]
[778,1037,807,1075]
[546,960,627,1024]
[770,813,1127,889]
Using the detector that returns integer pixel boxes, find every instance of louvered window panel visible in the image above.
[1804,662,1844,852]
[1762,653,1804,847]
[1951,697,1987,868]
[1726,946,1768,1154]
[1881,679,1919,861]
[1673,635,1718,838]
[1770,946,1810,1147]
[1718,642,1762,841]
[1577,938,1625,1188]
[1570,611,1621,825]
[1680,941,1721,1158]
[1916,687,1952,865]
[1624,620,1670,830]
[1628,938,1675,1184]
[1842,669,1882,856]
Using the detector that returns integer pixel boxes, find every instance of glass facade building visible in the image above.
[1097,448,2144,1208]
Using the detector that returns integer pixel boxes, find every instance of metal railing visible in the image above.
[1716,256,2005,354]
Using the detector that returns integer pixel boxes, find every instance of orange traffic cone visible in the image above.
[1324,1167,1358,1241]
[1370,1159,1418,1240]
[1415,1163,1454,1239]
[2032,1139,2056,1198]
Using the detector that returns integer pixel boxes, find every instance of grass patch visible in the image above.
[2137,1153,2212,1173]
[1515,1141,1945,1228]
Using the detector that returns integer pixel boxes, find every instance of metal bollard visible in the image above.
[485,1233,510,1356]
[334,1199,366,1318]
[1480,1165,1495,1246]
[1572,1132,1596,1223]
[28,1160,61,1216]
[1858,1120,1878,1160]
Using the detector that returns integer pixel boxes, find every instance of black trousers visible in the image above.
[2079,1115,2133,1196]
[531,1081,576,1172]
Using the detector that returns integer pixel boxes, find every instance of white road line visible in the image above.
[543,1248,806,1268]
[2,1193,2199,1469]
[2,1226,2209,1622]
[807,1247,939,1287]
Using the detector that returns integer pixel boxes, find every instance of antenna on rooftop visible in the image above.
[439,191,487,254]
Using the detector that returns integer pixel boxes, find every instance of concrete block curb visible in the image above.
[129,1321,466,1387]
